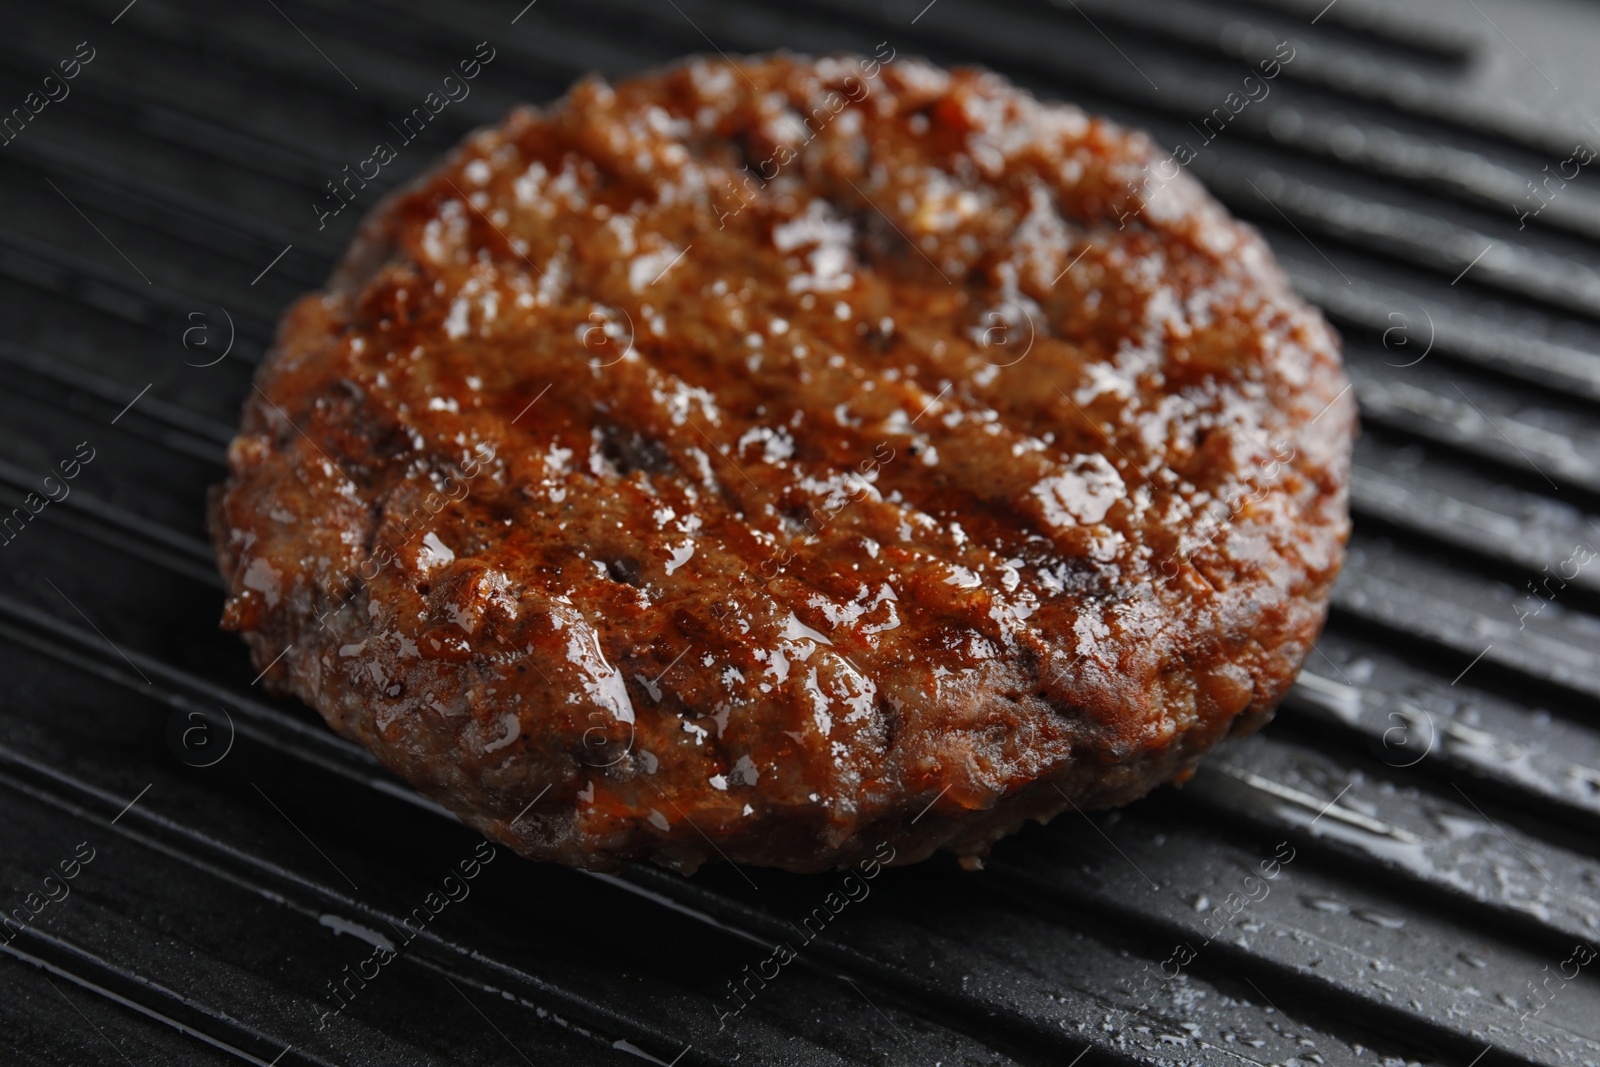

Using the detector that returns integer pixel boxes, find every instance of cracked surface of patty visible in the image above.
[210,52,1355,873]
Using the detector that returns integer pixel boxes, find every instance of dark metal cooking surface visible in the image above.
[3,0,1599,1063]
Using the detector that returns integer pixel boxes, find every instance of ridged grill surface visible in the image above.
[1,1,1598,1064]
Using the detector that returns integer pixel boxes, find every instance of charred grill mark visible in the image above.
[596,423,674,477]
[605,556,642,586]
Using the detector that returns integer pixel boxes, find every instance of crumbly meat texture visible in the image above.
[210,54,1354,874]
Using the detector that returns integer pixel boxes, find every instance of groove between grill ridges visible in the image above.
[0,338,237,449]
[1341,383,1600,502]
[0,226,275,357]
[1189,742,1600,949]
[1285,261,1600,403]
[0,594,381,769]
[1284,659,1600,832]
[1034,0,1476,69]
[1195,158,1600,324]
[24,0,561,172]
[1348,461,1600,597]
[985,831,1600,1067]
[0,935,322,1067]
[0,138,321,289]
[0,476,224,572]
[1327,556,1600,700]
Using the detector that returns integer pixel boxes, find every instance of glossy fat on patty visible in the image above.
[209,53,1354,873]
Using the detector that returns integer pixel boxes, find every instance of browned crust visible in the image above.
[210,53,1354,874]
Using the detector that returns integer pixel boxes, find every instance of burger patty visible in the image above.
[210,53,1355,874]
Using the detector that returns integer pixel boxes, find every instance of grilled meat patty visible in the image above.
[210,53,1354,873]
